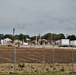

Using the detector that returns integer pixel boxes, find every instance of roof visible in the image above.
[4,38,12,41]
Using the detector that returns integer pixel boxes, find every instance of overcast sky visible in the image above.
[0,0,76,36]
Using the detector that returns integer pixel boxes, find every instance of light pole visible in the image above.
[13,28,16,73]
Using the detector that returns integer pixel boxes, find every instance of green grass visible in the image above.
[0,73,76,75]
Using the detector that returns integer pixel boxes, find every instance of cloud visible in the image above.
[0,0,76,36]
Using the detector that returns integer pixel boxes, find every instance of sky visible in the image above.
[0,0,76,36]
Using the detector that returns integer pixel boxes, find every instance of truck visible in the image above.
[58,39,70,47]
[70,40,76,47]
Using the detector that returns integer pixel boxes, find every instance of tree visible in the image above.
[42,33,52,40]
[25,35,30,39]
[4,34,13,40]
[0,34,4,44]
[0,34,4,39]
[14,35,19,40]
[30,36,36,40]
[67,35,76,40]
[52,33,57,40]
[19,33,24,41]
[23,35,30,41]
[57,33,65,40]
[18,34,30,41]
[42,33,65,40]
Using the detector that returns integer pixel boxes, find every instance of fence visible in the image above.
[0,45,76,74]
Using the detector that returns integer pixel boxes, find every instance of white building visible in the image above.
[0,38,12,45]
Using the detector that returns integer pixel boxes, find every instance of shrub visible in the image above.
[46,68,50,73]
[60,67,64,72]
[18,63,25,68]
[56,64,60,66]
[31,66,34,69]
[34,69,38,73]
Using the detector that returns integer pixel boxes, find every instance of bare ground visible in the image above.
[0,46,76,73]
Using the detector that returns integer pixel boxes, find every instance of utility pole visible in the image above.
[13,28,16,73]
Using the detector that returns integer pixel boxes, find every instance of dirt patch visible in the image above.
[0,46,75,63]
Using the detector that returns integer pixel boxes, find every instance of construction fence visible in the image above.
[0,45,76,74]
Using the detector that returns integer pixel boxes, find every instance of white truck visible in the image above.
[58,39,70,47]
[70,40,76,47]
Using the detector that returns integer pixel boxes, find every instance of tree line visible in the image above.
[0,33,76,41]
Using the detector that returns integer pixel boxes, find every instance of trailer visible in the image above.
[58,39,70,47]
[70,40,76,47]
